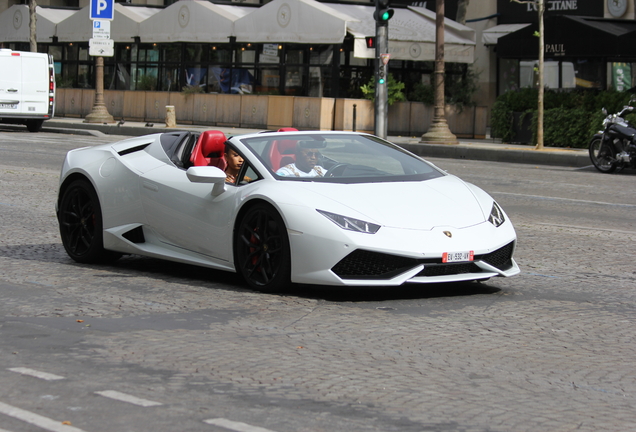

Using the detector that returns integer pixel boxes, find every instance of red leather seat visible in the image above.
[190,130,227,170]
[268,128,299,170]
[269,139,297,171]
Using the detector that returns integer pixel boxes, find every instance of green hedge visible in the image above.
[491,89,635,148]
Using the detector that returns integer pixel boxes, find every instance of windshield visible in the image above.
[240,133,445,183]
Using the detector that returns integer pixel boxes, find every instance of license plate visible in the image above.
[0,103,17,109]
[442,251,474,263]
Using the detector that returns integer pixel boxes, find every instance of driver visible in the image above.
[276,141,325,177]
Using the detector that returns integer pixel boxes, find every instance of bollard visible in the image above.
[165,105,176,128]
[352,104,357,132]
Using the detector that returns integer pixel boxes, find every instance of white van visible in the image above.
[0,49,56,132]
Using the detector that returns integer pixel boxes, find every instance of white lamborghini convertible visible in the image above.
[56,129,519,292]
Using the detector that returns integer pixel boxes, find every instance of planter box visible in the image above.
[388,102,412,135]
[145,92,170,123]
[240,95,268,128]
[215,94,242,127]
[408,103,433,136]
[104,90,125,120]
[267,96,294,130]
[55,89,86,118]
[335,99,373,133]
[292,97,334,130]
[169,92,195,124]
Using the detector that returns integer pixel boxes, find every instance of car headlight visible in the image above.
[488,202,505,227]
[317,210,381,234]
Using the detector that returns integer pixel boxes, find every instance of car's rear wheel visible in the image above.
[59,180,121,263]
[234,203,291,292]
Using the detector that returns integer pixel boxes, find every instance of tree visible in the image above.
[511,0,545,150]
[456,0,469,25]
[29,0,37,52]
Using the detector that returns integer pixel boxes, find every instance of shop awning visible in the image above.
[233,0,355,44]
[56,4,161,43]
[498,15,636,59]
[0,5,75,43]
[482,23,530,46]
[140,1,254,43]
[232,0,475,63]
[341,5,475,63]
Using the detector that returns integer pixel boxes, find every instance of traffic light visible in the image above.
[365,36,375,49]
[373,0,393,25]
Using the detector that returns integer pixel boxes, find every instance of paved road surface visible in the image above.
[0,131,634,432]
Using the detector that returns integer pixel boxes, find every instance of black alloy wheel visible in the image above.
[234,203,291,292]
[58,180,120,263]
[589,138,617,173]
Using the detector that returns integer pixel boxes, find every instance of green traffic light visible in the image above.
[379,78,385,84]
[381,11,390,20]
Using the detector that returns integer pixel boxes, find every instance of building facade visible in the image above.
[2,0,634,117]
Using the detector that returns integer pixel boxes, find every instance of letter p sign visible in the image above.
[90,0,114,20]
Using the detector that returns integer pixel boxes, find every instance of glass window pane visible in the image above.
[161,44,182,63]
[285,65,304,95]
[286,48,304,64]
[65,44,78,61]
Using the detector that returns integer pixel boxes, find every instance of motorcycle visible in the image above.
[589,98,636,173]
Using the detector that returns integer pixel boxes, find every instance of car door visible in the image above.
[139,164,239,264]
[0,53,21,115]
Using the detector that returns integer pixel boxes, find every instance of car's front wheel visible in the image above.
[234,203,291,292]
[589,137,617,173]
[58,179,121,263]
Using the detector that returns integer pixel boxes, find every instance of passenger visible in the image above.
[224,147,245,184]
[276,141,325,177]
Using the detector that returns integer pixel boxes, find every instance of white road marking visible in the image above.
[203,418,279,432]
[0,401,86,432]
[8,367,65,381]
[94,390,162,407]
[536,222,636,235]
[491,191,636,208]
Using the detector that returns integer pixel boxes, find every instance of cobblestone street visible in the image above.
[0,132,635,432]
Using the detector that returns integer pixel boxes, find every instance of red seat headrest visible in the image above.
[190,130,227,167]
[201,130,226,158]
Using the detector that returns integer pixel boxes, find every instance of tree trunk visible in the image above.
[535,0,545,150]
[456,0,469,25]
[29,0,37,52]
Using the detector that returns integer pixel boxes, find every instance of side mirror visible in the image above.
[602,107,608,116]
[186,166,226,196]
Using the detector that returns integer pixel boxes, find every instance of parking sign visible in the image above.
[90,0,114,21]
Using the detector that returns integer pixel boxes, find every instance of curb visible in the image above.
[399,142,591,168]
[28,120,591,168]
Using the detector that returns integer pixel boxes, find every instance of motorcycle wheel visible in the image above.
[589,138,617,173]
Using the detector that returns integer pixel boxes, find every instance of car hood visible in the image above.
[292,175,488,230]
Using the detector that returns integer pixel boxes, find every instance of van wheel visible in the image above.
[26,120,44,133]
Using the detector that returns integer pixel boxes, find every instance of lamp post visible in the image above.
[84,56,114,123]
[420,0,458,145]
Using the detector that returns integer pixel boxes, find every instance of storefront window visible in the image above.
[65,44,78,61]
[575,59,603,89]
[161,44,182,63]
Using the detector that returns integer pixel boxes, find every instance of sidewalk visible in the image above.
[39,117,590,168]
